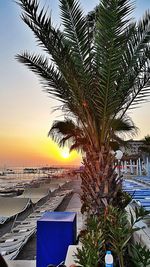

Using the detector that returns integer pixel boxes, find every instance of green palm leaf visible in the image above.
[16,52,72,103]
[59,0,88,66]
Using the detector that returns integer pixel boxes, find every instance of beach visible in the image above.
[0,175,81,261]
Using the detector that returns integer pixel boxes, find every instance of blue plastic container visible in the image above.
[37,211,77,267]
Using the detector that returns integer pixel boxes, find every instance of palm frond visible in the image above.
[93,0,134,140]
[59,0,88,66]
[116,11,150,115]
[112,116,138,134]
[48,119,80,137]
[17,0,66,58]
[16,52,74,104]
[48,118,85,150]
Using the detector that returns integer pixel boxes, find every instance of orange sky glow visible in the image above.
[0,134,81,167]
[0,0,150,168]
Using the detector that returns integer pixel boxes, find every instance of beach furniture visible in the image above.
[135,176,150,185]
[17,187,50,204]
[37,211,77,267]
[0,197,31,224]
[0,236,27,248]
[0,240,23,252]
[6,260,36,267]
[40,184,60,193]
[0,227,36,260]
[1,248,20,260]
[0,190,72,260]
[0,239,23,249]
[1,227,35,244]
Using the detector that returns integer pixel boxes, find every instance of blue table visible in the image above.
[37,211,77,267]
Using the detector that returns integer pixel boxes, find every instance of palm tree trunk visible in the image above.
[80,146,122,214]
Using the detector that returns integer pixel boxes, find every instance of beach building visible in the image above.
[121,140,144,155]
[117,140,150,176]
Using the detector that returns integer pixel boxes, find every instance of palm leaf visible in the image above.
[48,118,87,152]
[93,0,134,141]
[59,0,88,66]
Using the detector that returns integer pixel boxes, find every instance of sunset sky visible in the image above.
[0,0,150,167]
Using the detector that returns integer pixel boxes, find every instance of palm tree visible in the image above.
[48,116,137,152]
[16,0,150,214]
[139,135,150,156]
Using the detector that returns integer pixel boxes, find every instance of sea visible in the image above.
[0,166,68,192]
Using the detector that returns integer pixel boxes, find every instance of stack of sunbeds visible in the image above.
[39,183,60,193]
[16,187,50,204]
[0,198,31,224]
[123,179,150,249]
[0,179,70,225]
[134,176,150,186]
[0,189,73,260]
[123,180,150,211]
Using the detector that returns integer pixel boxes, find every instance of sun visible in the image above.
[61,149,70,159]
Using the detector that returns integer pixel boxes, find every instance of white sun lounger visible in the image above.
[0,227,35,260]
[0,230,34,246]
[0,241,23,252]
[17,188,50,204]
[0,233,27,243]
[0,238,25,248]
[6,260,36,267]
[12,224,36,231]
[2,248,20,260]
[0,197,31,224]
[0,192,70,260]
[57,189,73,196]
[11,227,35,235]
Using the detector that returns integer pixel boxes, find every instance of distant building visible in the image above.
[121,140,144,156]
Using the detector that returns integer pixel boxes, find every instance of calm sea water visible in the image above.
[0,166,65,190]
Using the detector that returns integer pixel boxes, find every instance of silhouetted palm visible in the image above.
[139,135,150,156]
[48,116,137,152]
[16,0,150,213]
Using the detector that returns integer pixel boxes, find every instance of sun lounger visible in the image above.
[0,197,31,224]
[5,227,36,246]
[136,200,150,206]
[0,229,35,257]
[27,214,42,219]
[20,220,36,226]
[0,233,27,243]
[57,189,73,196]
[2,248,20,260]
[49,184,60,193]
[133,196,150,199]
[12,227,35,235]
[0,191,70,260]
[12,224,36,232]
[0,192,70,260]
[0,241,23,252]
[6,260,36,267]
[17,188,50,204]
[0,238,25,248]
[20,218,37,227]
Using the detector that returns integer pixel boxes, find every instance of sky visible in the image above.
[0,0,150,167]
